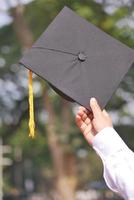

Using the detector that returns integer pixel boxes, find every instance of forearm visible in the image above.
[92,127,134,199]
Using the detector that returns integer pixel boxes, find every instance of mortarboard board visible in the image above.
[19,6,134,136]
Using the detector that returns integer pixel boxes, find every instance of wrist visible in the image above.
[92,127,128,160]
[97,125,113,133]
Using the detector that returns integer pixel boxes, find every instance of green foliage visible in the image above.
[8,120,52,166]
[0,0,134,192]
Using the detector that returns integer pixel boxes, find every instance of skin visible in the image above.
[75,97,113,145]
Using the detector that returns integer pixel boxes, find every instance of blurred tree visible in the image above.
[7,2,77,199]
[0,0,134,199]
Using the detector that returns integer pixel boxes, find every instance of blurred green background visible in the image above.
[0,0,134,199]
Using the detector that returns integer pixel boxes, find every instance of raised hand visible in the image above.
[75,98,113,145]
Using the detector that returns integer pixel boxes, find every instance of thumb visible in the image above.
[90,98,102,118]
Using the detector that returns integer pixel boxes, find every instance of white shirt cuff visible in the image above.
[92,127,129,161]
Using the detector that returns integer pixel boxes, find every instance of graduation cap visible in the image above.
[19,6,134,137]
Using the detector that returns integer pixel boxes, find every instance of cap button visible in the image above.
[78,53,86,62]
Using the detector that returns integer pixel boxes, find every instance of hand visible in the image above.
[75,98,113,145]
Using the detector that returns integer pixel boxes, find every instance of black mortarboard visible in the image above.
[19,6,134,111]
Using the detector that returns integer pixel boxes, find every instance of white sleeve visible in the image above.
[92,127,134,200]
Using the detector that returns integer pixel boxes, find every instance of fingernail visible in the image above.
[79,106,84,109]
[90,97,96,103]
[78,107,82,111]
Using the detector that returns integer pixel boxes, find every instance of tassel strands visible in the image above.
[28,70,35,138]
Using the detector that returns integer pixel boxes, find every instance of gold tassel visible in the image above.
[28,70,35,138]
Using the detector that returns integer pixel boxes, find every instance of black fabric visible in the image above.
[19,6,134,110]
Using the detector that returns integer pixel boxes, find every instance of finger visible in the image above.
[80,122,87,133]
[78,106,90,115]
[78,106,87,112]
[84,123,92,135]
[85,117,91,125]
[78,107,93,120]
[78,109,89,122]
[75,114,83,127]
[76,114,94,145]
[81,112,88,122]
[90,97,102,118]
[80,111,93,124]
[77,114,92,130]
[83,128,94,145]
[76,114,87,133]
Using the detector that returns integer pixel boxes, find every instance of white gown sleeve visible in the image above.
[92,127,134,200]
